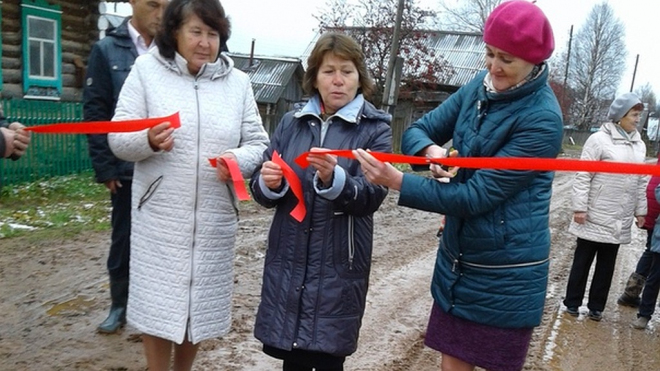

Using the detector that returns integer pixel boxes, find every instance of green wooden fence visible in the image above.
[1,99,91,186]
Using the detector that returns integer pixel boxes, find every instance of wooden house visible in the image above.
[0,0,117,102]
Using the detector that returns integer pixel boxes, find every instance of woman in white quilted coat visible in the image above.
[563,92,647,322]
[108,0,268,369]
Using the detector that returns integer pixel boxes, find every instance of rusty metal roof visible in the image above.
[301,29,486,88]
[229,54,304,104]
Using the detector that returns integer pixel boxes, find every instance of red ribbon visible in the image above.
[272,150,306,222]
[24,112,181,134]
[295,150,660,176]
[208,157,251,201]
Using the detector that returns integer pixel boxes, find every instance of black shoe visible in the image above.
[566,307,579,317]
[97,306,126,334]
[588,310,602,321]
[617,294,641,308]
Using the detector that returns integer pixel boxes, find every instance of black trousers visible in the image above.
[634,229,654,277]
[564,238,620,312]
[264,345,345,371]
[108,180,131,281]
[639,251,660,318]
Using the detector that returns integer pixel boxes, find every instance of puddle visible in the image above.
[45,295,96,317]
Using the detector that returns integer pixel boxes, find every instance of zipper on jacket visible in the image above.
[461,257,550,269]
[442,244,548,271]
[348,215,355,270]
[188,75,202,339]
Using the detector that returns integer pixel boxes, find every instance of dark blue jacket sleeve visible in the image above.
[0,116,7,159]
[83,43,118,183]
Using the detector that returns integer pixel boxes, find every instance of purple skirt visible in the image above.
[424,302,533,371]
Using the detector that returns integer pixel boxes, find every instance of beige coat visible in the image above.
[569,122,647,244]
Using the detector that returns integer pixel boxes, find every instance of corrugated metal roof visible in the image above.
[229,54,304,104]
[301,29,486,88]
[423,31,486,87]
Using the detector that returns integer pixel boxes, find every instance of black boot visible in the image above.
[97,278,128,334]
[617,272,646,308]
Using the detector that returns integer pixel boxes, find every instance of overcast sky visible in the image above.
[107,0,658,96]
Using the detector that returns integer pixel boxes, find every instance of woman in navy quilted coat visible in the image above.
[250,33,392,371]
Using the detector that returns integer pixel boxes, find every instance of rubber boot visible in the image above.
[617,272,646,308]
[97,278,128,334]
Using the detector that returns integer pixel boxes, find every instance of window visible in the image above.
[21,0,62,100]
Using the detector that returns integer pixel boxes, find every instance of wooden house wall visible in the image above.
[1,0,102,101]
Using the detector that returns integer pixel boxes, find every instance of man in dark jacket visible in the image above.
[83,0,168,334]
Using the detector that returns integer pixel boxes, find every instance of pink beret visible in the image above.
[483,0,554,64]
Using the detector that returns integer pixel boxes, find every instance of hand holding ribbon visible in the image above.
[208,156,251,201]
[24,112,181,134]
[272,150,306,222]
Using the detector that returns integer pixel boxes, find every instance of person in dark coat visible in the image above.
[250,32,392,371]
[83,0,168,334]
[618,153,660,308]
[354,2,562,370]
[631,182,660,329]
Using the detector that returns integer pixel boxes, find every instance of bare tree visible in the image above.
[635,83,657,114]
[434,0,503,33]
[567,2,627,129]
[314,0,455,102]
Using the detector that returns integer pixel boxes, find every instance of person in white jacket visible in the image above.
[108,0,269,370]
[563,92,647,322]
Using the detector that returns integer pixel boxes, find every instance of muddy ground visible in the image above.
[2,157,660,370]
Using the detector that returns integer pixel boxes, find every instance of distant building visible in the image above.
[229,53,305,135]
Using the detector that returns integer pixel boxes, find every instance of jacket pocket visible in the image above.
[589,184,603,209]
[137,175,163,210]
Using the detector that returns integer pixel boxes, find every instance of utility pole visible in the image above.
[381,0,405,114]
[561,25,573,122]
[630,54,639,92]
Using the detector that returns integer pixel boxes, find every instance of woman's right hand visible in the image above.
[424,145,459,179]
[148,121,175,152]
[573,212,587,224]
[260,160,283,190]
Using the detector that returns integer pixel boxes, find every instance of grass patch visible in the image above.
[0,171,111,239]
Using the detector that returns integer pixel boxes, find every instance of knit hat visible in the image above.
[608,92,642,122]
[483,0,554,64]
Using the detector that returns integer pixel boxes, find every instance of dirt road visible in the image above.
[1,169,659,371]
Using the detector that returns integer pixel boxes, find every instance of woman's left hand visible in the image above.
[307,147,338,187]
[352,149,403,190]
[636,215,645,228]
[215,152,238,182]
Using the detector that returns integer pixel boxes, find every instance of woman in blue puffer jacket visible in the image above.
[354,2,562,370]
